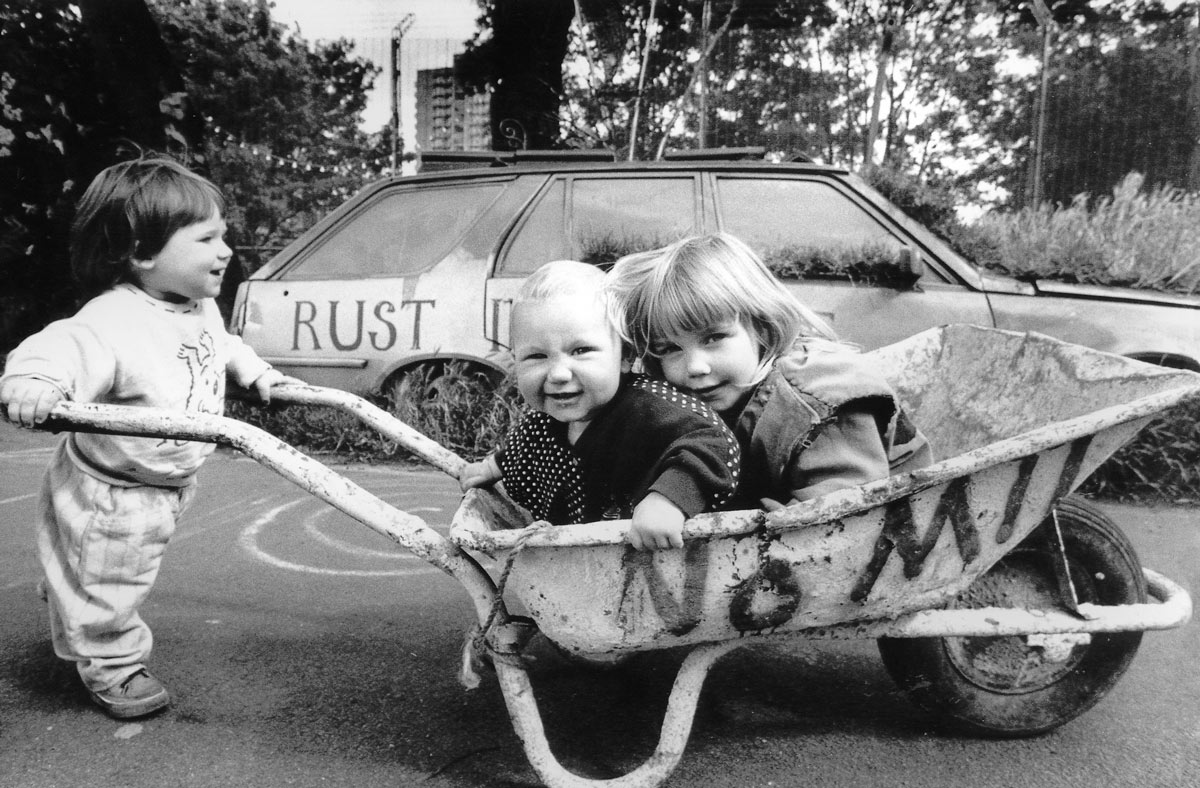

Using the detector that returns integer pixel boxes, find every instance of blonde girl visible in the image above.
[608,232,931,510]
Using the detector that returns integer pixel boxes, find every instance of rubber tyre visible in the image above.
[877,496,1147,737]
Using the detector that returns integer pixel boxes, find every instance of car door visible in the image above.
[486,173,701,354]
[712,174,994,351]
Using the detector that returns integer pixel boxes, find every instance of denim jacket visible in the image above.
[729,346,933,508]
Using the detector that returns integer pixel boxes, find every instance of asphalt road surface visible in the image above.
[2,422,1198,787]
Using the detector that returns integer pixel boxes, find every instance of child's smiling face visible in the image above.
[652,320,762,413]
[511,292,624,436]
[133,207,231,303]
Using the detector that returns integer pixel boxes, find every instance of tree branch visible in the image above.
[652,0,742,160]
[628,0,660,160]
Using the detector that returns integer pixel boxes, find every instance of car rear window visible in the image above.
[282,182,508,279]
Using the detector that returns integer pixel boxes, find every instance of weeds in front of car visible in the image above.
[384,361,523,459]
[1081,400,1200,505]
[228,360,523,463]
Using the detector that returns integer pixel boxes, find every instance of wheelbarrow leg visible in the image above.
[494,641,740,788]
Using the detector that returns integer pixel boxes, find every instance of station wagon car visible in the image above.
[229,149,1200,397]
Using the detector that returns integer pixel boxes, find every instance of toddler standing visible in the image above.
[0,156,292,719]
[460,260,740,550]
[608,232,933,511]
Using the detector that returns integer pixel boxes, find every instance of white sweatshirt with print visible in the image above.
[2,284,271,487]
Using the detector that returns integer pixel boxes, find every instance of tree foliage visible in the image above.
[457,0,575,149]
[459,0,1197,212]
[150,0,387,273]
[0,0,386,350]
[2,2,112,349]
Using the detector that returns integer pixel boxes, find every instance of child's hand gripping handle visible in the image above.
[0,377,67,429]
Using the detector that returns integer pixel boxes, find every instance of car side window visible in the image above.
[572,177,696,267]
[503,178,568,275]
[284,183,508,280]
[716,176,911,283]
[501,176,697,275]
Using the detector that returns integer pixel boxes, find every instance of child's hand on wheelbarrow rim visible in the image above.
[460,455,502,492]
[628,492,686,551]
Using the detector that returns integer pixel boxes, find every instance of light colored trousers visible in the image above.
[36,439,194,692]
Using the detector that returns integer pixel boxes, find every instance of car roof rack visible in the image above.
[418,149,617,171]
[661,147,816,163]
[662,146,768,161]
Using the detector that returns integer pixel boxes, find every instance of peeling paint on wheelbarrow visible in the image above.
[449,325,1200,655]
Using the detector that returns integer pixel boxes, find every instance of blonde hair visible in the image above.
[512,259,624,341]
[607,233,840,372]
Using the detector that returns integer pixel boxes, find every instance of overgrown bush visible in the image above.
[1080,400,1200,505]
[955,173,1200,295]
[384,362,523,460]
[228,361,523,464]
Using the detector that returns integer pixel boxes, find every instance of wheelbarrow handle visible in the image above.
[262,383,468,479]
[36,400,499,620]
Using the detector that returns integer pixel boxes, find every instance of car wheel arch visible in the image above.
[374,355,509,398]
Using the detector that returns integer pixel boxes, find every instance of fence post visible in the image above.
[1188,6,1200,190]
[1030,0,1056,207]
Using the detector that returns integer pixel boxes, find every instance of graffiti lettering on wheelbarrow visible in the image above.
[728,551,803,632]
[616,533,807,636]
[613,435,1095,635]
[851,435,1093,602]
[617,540,710,636]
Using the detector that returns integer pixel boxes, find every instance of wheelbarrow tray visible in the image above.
[450,325,1200,656]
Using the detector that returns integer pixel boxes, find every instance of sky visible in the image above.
[269,0,480,139]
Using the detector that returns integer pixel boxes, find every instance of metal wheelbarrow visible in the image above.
[42,325,1200,788]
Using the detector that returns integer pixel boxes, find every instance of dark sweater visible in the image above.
[497,375,740,524]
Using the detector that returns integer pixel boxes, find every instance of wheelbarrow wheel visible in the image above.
[877,496,1147,737]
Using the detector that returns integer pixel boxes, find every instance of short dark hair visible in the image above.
[70,155,225,298]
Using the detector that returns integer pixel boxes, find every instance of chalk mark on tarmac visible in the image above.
[240,499,441,577]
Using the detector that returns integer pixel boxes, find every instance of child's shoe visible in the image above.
[87,668,170,719]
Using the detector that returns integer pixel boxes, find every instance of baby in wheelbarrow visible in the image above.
[463,238,931,550]
[460,260,742,550]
